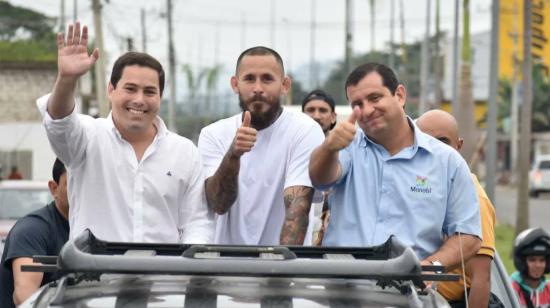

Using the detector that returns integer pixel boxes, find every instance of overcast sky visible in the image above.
[10,0,493,92]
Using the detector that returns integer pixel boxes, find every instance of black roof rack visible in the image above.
[23,229,458,300]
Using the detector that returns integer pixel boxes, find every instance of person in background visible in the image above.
[7,166,23,180]
[198,46,325,245]
[416,109,500,308]
[302,89,337,136]
[511,227,550,308]
[301,89,337,245]
[0,158,69,308]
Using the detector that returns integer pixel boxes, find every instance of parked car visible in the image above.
[529,155,550,198]
[0,180,52,254]
[20,231,521,308]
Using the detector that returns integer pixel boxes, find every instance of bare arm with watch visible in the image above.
[420,233,481,270]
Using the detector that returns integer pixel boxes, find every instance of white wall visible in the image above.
[0,123,56,180]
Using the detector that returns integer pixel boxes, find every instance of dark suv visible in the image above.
[20,230,518,308]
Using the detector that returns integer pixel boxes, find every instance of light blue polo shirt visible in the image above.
[320,118,481,260]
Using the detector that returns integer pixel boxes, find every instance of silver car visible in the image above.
[0,180,52,254]
[529,156,550,198]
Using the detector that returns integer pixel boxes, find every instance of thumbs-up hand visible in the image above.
[324,106,360,152]
[228,111,258,158]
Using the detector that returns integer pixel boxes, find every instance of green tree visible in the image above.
[532,64,550,132]
[0,2,56,63]
[321,36,438,113]
[289,74,308,105]
[487,65,550,133]
[0,1,55,41]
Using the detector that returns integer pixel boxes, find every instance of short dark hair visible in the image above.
[110,52,165,96]
[52,158,66,185]
[301,89,336,112]
[235,46,285,75]
[344,62,399,97]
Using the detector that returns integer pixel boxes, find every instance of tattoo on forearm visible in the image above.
[205,152,241,214]
[280,186,314,245]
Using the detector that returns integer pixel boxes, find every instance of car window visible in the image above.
[0,188,52,219]
[539,160,550,169]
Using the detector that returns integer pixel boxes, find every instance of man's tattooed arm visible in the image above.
[205,151,241,215]
[280,186,314,245]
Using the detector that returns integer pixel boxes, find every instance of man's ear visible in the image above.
[48,180,58,198]
[395,84,407,108]
[457,137,464,151]
[230,76,239,94]
[281,76,292,95]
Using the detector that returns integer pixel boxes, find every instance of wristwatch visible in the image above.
[431,260,444,274]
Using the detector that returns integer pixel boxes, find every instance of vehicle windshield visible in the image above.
[0,188,51,219]
[539,160,550,169]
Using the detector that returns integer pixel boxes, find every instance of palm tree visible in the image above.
[457,0,479,166]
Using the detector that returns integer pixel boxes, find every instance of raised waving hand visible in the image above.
[57,22,99,79]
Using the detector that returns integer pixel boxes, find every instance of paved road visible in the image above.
[494,185,550,230]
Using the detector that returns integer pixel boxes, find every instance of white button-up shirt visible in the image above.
[37,95,214,244]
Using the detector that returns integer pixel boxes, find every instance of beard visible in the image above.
[239,93,282,130]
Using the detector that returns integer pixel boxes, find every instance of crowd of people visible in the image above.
[0,21,549,308]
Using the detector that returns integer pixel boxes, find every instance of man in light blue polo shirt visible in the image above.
[309,62,481,269]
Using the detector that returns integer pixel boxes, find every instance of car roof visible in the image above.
[0,180,49,189]
[23,230,455,307]
[31,274,449,307]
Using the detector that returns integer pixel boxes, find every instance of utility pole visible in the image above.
[241,12,246,51]
[433,0,442,109]
[60,0,66,32]
[369,0,375,53]
[166,0,176,131]
[141,8,147,53]
[389,0,395,69]
[451,0,460,117]
[516,0,533,233]
[270,0,276,48]
[398,0,407,83]
[215,23,220,67]
[510,2,520,182]
[92,0,108,117]
[73,0,77,21]
[310,0,317,88]
[486,0,499,201]
[344,0,353,75]
[126,37,134,51]
[419,0,431,114]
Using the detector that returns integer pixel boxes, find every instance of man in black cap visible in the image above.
[301,89,337,136]
[301,89,337,245]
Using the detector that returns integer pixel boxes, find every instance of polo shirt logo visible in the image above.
[167,171,172,176]
[411,175,432,194]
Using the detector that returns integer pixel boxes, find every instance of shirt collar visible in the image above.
[409,116,434,154]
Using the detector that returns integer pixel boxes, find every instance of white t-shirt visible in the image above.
[37,95,214,244]
[198,108,325,245]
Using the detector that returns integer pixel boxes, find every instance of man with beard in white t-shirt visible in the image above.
[198,46,325,245]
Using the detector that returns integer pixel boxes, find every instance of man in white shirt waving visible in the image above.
[37,22,214,244]
[198,46,324,245]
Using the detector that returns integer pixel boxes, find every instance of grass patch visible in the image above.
[495,223,516,274]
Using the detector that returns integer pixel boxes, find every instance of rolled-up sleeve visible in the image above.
[37,94,89,168]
